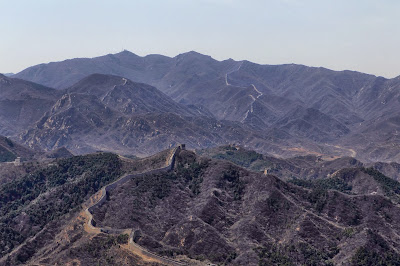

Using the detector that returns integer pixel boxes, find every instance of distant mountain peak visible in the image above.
[176,50,212,59]
[78,73,123,81]
[185,50,203,55]
[67,73,129,91]
[114,49,138,57]
[1,73,14,77]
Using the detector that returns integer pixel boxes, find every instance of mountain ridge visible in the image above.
[2,144,400,264]
[14,50,390,85]
[5,52,400,162]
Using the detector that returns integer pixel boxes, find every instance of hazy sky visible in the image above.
[1,0,399,78]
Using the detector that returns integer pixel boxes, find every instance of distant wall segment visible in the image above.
[88,146,180,215]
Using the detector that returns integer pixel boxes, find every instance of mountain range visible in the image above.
[2,146,400,265]
[5,50,400,162]
[2,50,400,265]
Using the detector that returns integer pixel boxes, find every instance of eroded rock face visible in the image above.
[90,150,400,265]
[0,75,60,136]
[14,74,260,156]
[8,51,400,162]
[2,147,400,265]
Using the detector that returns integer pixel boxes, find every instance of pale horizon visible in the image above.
[4,49,397,79]
[2,0,400,78]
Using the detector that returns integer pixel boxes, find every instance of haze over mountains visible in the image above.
[3,146,400,265]
[0,74,61,137]
[3,51,400,265]
[1,50,399,162]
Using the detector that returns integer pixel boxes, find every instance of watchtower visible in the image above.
[13,157,21,166]
[178,144,186,150]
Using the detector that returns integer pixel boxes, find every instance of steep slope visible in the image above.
[87,150,400,265]
[229,62,396,120]
[0,136,38,162]
[372,161,400,181]
[13,51,238,92]
[20,75,286,156]
[13,50,399,124]
[0,74,60,136]
[272,106,350,142]
[67,74,197,117]
[0,152,124,264]
[0,148,202,266]
[11,51,400,161]
[342,114,400,162]
[20,93,119,153]
[3,147,400,265]
[13,51,388,125]
[198,145,362,180]
[19,96,272,156]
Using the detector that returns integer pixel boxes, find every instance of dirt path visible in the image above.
[251,84,263,98]
[279,191,346,230]
[82,147,188,265]
[225,62,243,86]
[325,144,357,158]
[223,64,267,123]
[242,84,263,122]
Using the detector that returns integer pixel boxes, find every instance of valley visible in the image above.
[1,51,400,265]
[2,51,400,162]
[3,0,400,264]
[2,146,400,265]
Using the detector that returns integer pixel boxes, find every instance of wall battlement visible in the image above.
[85,146,186,265]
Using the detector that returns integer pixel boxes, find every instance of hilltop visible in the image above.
[1,147,399,265]
[8,51,400,162]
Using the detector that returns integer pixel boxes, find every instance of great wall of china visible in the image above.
[84,145,188,266]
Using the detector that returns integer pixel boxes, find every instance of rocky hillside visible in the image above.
[2,147,400,265]
[12,51,400,127]
[0,74,60,136]
[0,148,184,265]
[87,150,400,265]
[0,73,375,160]
[66,74,198,117]
[18,87,262,155]
[0,136,38,163]
[0,152,123,264]
[14,73,310,157]
[199,145,400,185]
[11,51,400,162]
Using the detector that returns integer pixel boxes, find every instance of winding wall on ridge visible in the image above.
[84,146,188,266]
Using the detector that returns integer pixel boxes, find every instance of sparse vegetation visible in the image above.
[220,167,245,200]
[0,145,17,162]
[343,228,355,238]
[68,234,130,265]
[351,230,400,265]
[213,146,263,168]
[256,242,336,266]
[308,187,329,212]
[290,177,353,194]
[351,247,400,266]
[5,148,400,265]
[174,159,208,196]
[363,167,400,200]
[0,153,122,258]
[127,154,209,209]
[4,137,14,148]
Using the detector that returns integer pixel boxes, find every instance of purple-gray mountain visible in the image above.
[3,51,400,265]
[4,51,400,162]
